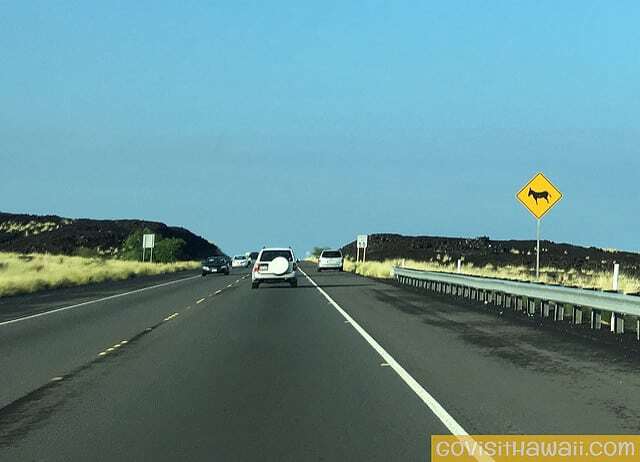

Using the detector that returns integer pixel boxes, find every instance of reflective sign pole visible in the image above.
[536,219,541,280]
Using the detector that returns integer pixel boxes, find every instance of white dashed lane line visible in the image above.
[97,339,131,357]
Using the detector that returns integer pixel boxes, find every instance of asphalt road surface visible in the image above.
[2,263,640,461]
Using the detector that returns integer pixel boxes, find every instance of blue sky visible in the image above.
[1,1,639,256]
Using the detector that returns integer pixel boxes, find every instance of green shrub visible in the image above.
[121,228,153,261]
[153,238,186,263]
[121,228,185,263]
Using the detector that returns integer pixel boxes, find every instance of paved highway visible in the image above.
[2,263,640,461]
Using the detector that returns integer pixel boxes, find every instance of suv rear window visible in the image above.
[259,250,293,262]
[322,251,342,258]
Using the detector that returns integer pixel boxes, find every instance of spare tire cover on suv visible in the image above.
[269,256,289,275]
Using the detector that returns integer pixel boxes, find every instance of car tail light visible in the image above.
[253,264,259,272]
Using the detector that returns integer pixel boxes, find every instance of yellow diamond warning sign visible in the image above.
[516,173,562,219]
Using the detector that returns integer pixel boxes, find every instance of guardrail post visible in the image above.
[590,310,602,330]
[611,313,624,334]
[552,302,563,321]
[573,306,583,324]
[541,301,550,318]
[527,299,536,316]
[505,294,512,309]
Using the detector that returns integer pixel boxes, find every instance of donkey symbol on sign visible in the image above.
[527,188,551,204]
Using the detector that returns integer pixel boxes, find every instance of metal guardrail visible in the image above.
[393,266,640,336]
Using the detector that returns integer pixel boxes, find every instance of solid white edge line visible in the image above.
[301,269,494,461]
[299,268,468,435]
[0,274,201,327]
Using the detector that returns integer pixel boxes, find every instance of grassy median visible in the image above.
[0,252,199,297]
[343,258,640,294]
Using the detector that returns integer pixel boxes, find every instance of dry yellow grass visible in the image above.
[343,258,640,294]
[0,252,199,297]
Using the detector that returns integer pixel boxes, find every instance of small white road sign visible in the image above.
[143,234,155,249]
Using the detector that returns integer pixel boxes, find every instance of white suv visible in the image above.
[252,248,298,288]
[318,250,343,272]
[232,255,250,268]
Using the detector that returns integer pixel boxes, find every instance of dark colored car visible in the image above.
[249,251,259,261]
[201,256,230,276]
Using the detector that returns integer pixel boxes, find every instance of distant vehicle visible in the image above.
[201,256,230,276]
[252,247,297,288]
[232,255,250,268]
[318,250,343,272]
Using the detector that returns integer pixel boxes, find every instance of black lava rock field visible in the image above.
[341,233,640,276]
[0,212,223,260]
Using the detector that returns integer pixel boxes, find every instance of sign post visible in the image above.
[142,234,156,263]
[357,234,368,263]
[516,173,562,280]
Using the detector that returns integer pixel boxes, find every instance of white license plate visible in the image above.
[211,268,217,272]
